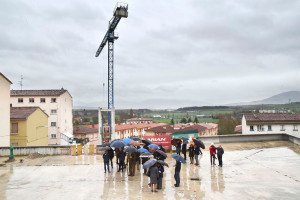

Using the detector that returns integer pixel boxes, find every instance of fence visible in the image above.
[1,133,299,157]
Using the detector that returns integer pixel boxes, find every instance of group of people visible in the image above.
[209,143,224,167]
[102,147,140,175]
[102,140,225,192]
[175,141,224,167]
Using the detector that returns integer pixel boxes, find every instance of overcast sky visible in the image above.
[1,0,300,109]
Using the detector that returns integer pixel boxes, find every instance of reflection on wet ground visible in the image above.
[0,141,300,200]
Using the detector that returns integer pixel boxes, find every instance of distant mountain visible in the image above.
[231,91,300,106]
[251,91,300,105]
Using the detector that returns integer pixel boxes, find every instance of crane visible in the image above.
[95,3,128,144]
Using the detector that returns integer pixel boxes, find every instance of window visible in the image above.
[18,98,23,103]
[11,123,18,134]
[29,98,34,103]
[51,98,57,103]
[51,134,57,139]
[280,125,285,131]
[40,98,46,103]
[293,125,298,131]
[51,122,57,127]
[51,109,57,115]
[257,125,264,132]
[250,126,254,131]
[268,125,272,131]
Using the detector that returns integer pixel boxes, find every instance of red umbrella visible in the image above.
[171,138,182,146]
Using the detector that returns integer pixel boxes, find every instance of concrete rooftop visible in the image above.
[0,141,300,200]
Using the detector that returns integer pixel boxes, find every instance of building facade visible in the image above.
[242,113,300,135]
[10,89,73,145]
[73,126,99,145]
[10,107,48,146]
[0,73,12,147]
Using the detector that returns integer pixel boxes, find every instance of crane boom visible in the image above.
[95,3,128,144]
[95,4,128,57]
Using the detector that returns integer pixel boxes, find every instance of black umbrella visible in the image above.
[155,149,167,158]
[124,146,137,153]
[142,139,152,146]
[157,160,169,167]
[193,138,205,149]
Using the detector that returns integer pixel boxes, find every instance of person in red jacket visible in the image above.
[209,143,217,165]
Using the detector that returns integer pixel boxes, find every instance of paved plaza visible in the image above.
[1,141,300,200]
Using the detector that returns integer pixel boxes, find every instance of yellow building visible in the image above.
[10,107,48,146]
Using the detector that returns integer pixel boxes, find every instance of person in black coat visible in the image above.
[194,145,200,166]
[108,147,114,169]
[118,150,126,172]
[188,144,195,164]
[176,142,181,155]
[157,163,164,190]
[174,160,181,187]
[217,145,224,167]
[182,143,187,160]
[103,150,110,173]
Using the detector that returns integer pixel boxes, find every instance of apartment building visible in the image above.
[10,88,73,145]
[0,73,12,147]
[242,113,300,135]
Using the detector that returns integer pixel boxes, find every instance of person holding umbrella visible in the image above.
[182,142,187,160]
[118,149,126,172]
[188,144,195,164]
[157,162,164,190]
[172,154,185,187]
[148,162,159,192]
[176,141,181,155]
[194,144,201,166]
[127,152,136,176]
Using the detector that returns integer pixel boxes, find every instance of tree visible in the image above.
[194,116,199,123]
[187,117,192,123]
[129,109,134,118]
[92,116,98,124]
[218,114,240,135]
[170,118,175,125]
[180,118,187,124]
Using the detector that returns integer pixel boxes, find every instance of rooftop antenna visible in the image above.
[18,75,24,90]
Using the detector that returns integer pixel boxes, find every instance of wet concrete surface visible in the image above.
[1,141,300,200]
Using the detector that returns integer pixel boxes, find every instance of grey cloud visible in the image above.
[1,0,300,109]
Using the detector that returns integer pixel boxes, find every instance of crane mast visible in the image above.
[95,3,128,144]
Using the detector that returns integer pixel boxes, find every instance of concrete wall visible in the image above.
[0,145,71,156]
[200,133,287,144]
[0,75,11,147]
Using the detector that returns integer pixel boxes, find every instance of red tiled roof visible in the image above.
[234,125,242,133]
[244,113,300,123]
[115,123,166,131]
[10,107,40,120]
[146,125,175,133]
[11,88,68,97]
[0,72,12,84]
[127,117,153,121]
[74,126,98,135]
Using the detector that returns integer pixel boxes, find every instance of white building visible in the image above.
[10,88,73,145]
[0,73,12,147]
[242,113,300,135]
